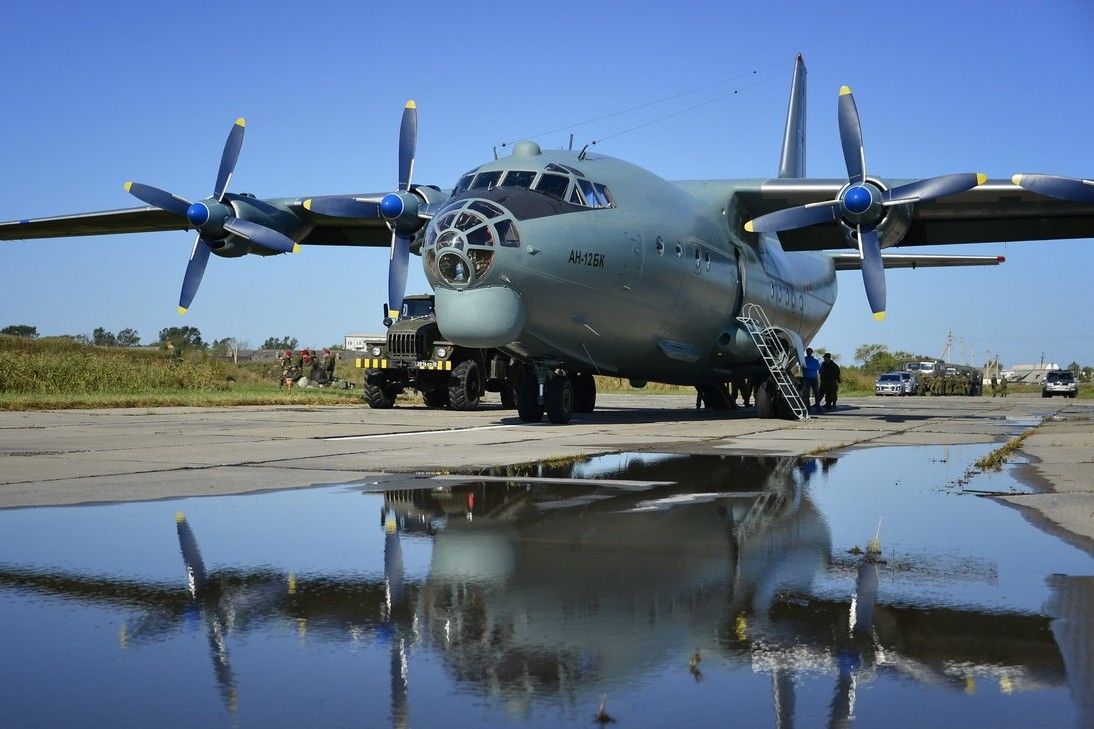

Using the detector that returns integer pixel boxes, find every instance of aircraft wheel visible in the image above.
[545,374,574,424]
[363,372,398,409]
[448,360,482,411]
[755,379,775,419]
[570,372,596,413]
[515,368,543,423]
[500,382,516,410]
[423,387,450,409]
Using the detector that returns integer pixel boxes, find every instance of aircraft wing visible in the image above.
[830,253,1005,270]
[0,194,402,248]
[0,206,188,240]
[737,179,1094,251]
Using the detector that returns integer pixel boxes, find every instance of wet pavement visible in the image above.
[1,445,1091,728]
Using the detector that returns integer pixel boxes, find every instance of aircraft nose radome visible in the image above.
[434,286,526,348]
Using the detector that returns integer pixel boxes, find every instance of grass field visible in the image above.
[1,335,1086,410]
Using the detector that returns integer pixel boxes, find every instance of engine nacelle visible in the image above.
[836,177,913,249]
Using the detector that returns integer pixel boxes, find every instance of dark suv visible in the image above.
[1042,370,1078,398]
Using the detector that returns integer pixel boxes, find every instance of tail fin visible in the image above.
[778,54,807,178]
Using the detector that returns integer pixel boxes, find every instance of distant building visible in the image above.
[1007,363,1060,384]
[344,333,384,352]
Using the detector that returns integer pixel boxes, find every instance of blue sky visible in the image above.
[1,1,1091,367]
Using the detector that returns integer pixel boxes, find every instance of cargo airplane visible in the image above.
[3,56,1092,423]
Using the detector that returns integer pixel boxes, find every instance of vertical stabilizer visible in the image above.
[778,54,807,178]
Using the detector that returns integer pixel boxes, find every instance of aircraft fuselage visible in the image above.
[425,144,836,385]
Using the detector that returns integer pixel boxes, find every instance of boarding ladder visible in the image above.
[736,303,809,421]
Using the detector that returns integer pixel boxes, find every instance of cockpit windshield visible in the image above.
[401,298,434,318]
[449,164,615,209]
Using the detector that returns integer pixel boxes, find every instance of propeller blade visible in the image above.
[179,236,212,314]
[222,217,296,254]
[398,101,417,191]
[175,512,208,596]
[745,200,841,233]
[387,231,411,317]
[214,118,246,201]
[858,226,886,320]
[124,182,191,217]
[301,196,382,218]
[837,86,866,184]
[1013,173,1094,203]
[883,172,986,205]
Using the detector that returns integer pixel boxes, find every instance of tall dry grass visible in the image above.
[0,335,258,394]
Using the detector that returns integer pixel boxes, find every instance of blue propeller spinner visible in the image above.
[124,119,298,313]
[745,86,986,320]
[303,101,424,323]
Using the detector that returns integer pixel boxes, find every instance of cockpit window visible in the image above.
[452,172,476,196]
[568,186,582,205]
[494,218,520,247]
[534,173,570,199]
[469,171,502,190]
[546,162,585,177]
[593,183,613,207]
[501,170,536,188]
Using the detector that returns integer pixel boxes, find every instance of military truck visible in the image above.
[356,294,515,410]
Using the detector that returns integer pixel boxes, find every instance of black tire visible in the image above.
[571,372,596,413]
[515,369,544,423]
[363,372,397,409]
[755,378,775,418]
[423,388,450,409]
[545,374,574,424]
[448,360,482,411]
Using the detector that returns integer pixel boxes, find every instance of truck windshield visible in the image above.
[401,299,434,318]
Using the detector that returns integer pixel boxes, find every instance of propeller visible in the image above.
[303,101,425,323]
[745,86,987,320]
[1012,174,1094,203]
[124,118,298,314]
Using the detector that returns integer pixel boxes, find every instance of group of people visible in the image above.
[989,374,1009,397]
[802,347,842,412]
[279,348,337,389]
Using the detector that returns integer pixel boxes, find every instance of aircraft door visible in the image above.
[621,231,644,290]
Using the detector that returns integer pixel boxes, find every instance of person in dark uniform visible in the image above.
[731,375,752,407]
[819,352,841,410]
[318,348,337,385]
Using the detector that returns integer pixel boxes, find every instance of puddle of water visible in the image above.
[0,446,1091,728]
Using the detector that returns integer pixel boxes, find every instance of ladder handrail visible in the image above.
[736,304,809,421]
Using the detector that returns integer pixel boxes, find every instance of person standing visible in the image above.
[819,353,841,410]
[999,375,1008,398]
[990,374,998,397]
[802,348,821,412]
[731,375,752,408]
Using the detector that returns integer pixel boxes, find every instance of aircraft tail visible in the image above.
[778,54,807,178]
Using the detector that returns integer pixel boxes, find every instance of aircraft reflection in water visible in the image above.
[0,457,1090,728]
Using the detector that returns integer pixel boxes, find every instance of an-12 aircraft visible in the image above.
[3,55,1092,423]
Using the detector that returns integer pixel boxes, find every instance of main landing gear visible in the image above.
[513,363,596,424]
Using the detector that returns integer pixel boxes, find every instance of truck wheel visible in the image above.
[515,369,543,423]
[570,372,596,413]
[545,374,574,424]
[363,373,397,409]
[449,360,482,411]
[423,388,450,409]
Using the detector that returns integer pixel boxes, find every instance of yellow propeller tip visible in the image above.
[175,511,186,523]
[743,221,755,233]
[1011,174,1023,186]
[123,181,132,192]
[235,117,246,127]
[177,306,188,315]
[302,199,312,211]
[873,311,886,321]
[388,309,400,320]
[976,173,987,185]
[839,85,852,96]
[405,100,416,109]
[292,243,301,254]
